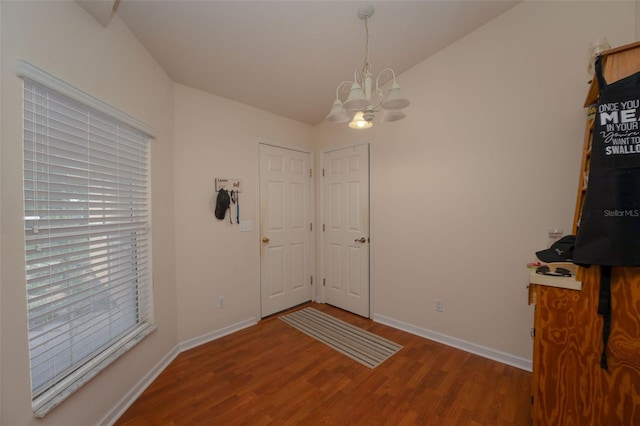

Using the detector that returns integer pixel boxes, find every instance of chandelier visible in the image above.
[326,5,410,129]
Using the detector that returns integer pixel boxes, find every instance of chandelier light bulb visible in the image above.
[349,111,373,129]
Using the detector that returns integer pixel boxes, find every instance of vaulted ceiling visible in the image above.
[82,1,520,126]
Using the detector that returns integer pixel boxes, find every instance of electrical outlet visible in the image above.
[218,296,225,309]
[435,298,444,312]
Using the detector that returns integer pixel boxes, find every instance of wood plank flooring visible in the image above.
[115,303,532,425]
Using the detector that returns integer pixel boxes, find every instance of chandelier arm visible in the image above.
[335,80,355,100]
[375,68,397,91]
[375,68,397,103]
[376,68,397,85]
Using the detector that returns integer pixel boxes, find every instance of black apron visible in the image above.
[574,56,640,266]
[573,56,640,369]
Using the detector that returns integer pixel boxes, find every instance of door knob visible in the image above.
[355,237,367,243]
[262,237,270,243]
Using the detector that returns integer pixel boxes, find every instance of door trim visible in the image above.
[318,142,373,317]
[256,138,315,319]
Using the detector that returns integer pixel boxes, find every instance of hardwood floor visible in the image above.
[115,303,532,425]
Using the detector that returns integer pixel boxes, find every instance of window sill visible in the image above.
[33,323,157,418]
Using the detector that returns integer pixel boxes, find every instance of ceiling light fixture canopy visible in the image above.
[326,5,409,129]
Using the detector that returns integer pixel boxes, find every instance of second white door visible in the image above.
[322,144,370,317]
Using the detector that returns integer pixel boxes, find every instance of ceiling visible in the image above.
[114,1,520,126]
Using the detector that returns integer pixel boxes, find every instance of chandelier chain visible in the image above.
[363,16,371,78]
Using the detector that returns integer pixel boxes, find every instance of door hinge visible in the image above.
[322,224,325,232]
[310,223,313,231]
[310,276,313,285]
[323,278,326,287]
[310,168,312,178]
[322,169,325,177]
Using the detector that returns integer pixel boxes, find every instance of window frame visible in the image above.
[18,60,156,417]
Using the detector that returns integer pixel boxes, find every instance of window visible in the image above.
[19,61,155,416]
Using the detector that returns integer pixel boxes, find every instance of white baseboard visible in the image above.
[100,317,258,425]
[372,313,532,372]
[178,317,257,352]
[98,345,180,426]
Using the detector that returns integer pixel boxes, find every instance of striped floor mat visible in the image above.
[279,307,402,368]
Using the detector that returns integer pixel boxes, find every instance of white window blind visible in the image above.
[22,70,154,415]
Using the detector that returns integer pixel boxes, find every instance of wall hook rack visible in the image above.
[215,178,242,192]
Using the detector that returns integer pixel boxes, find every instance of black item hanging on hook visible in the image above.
[229,190,236,224]
[215,189,231,220]
[234,191,240,224]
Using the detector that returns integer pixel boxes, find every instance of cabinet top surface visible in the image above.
[529,269,582,291]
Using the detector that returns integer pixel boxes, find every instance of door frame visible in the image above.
[318,142,373,317]
[256,138,315,319]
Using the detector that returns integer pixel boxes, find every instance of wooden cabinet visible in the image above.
[531,268,640,425]
[531,41,640,425]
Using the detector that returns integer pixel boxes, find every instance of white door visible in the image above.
[260,144,313,317]
[323,144,370,317]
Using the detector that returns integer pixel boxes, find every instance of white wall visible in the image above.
[173,83,313,342]
[314,0,635,365]
[0,2,176,425]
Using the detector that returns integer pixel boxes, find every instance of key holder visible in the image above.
[215,178,242,192]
